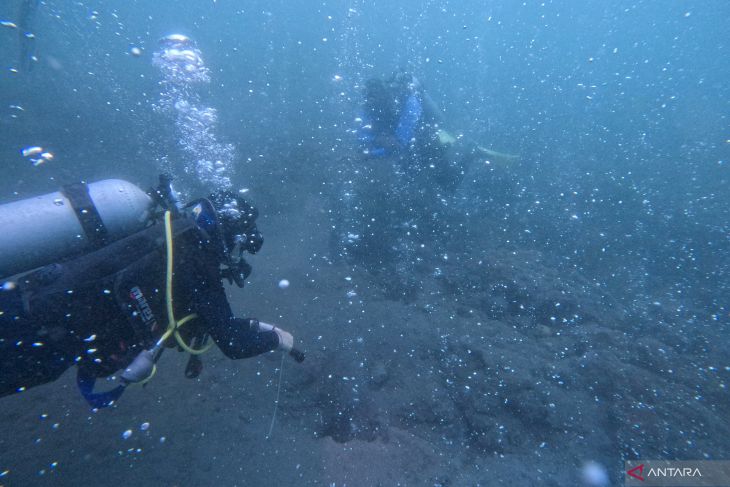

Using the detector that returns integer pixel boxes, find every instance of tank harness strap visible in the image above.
[62,182,109,249]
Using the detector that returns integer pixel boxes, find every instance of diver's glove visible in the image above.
[257,321,294,352]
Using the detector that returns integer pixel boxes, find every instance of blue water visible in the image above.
[0,1,728,485]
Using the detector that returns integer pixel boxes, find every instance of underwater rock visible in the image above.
[368,361,389,388]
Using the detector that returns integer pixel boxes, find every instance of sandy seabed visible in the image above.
[1,173,728,487]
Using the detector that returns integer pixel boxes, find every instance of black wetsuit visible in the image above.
[0,217,278,399]
[362,78,467,193]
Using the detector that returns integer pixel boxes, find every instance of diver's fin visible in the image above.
[475,146,520,166]
[437,129,520,165]
[436,129,457,145]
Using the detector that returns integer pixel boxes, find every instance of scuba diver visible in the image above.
[359,71,459,191]
[358,71,518,192]
[0,177,303,408]
[341,71,519,301]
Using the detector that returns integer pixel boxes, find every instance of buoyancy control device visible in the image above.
[0,179,153,279]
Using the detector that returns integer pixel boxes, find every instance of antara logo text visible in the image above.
[627,463,703,481]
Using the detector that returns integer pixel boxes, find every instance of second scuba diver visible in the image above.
[358,71,519,192]
[0,177,302,408]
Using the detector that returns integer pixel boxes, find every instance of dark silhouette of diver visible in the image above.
[0,179,302,408]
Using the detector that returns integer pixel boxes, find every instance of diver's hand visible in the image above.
[257,321,294,352]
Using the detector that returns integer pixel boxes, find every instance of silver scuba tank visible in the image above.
[0,179,153,279]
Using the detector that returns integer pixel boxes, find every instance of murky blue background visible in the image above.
[0,1,728,485]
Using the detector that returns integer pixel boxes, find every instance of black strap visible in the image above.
[62,183,109,249]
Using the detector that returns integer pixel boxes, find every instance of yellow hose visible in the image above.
[163,211,212,355]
